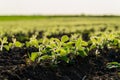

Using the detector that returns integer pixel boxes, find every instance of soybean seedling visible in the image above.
[0,37,8,51]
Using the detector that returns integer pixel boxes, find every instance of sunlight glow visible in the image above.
[0,0,120,15]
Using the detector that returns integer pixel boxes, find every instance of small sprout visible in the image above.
[95,49,100,55]
[14,41,23,47]
[29,52,39,61]
[106,62,120,69]
[26,35,39,47]
[0,37,8,51]
[61,35,69,43]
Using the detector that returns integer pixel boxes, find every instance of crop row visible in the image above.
[0,32,120,67]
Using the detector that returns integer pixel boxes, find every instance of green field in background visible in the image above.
[0,16,120,35]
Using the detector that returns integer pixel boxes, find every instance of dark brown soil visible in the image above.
[1,28,120,80]
[0,47,120,80]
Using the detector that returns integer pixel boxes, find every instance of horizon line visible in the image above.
[0,14,120,16]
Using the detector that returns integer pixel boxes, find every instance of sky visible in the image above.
[0,0,120,15]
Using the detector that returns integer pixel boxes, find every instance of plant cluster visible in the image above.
[28,35,88,65]
[1,32,120,66]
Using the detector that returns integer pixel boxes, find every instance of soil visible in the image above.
[0,46,120,80]
[1,30,120,80]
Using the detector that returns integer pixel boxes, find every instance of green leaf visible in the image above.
[8,43,13,48]
[31,40,38,47]
[82,41,88,46]
[0,37,8,44]
[106,62,120,69]
[61,35,69,43]
[4,45,10,51]
[90,37,97,45]
[75,38,82,49]
[15,41,23,47]
[90,44,97,50]
[64,42,74,47]
[29,52,39,61]
[77,50,87,57]
[39,55,51,61]
[113,39,119,45]
[49,42,57,48]
[59,48,67,56]
[26,42,30,47]
[3,37,8,43]
[60,56,69,63]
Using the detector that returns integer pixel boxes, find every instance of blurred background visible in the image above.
[0,0,120,15]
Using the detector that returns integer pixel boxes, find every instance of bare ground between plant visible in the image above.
[0,47,120,80]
